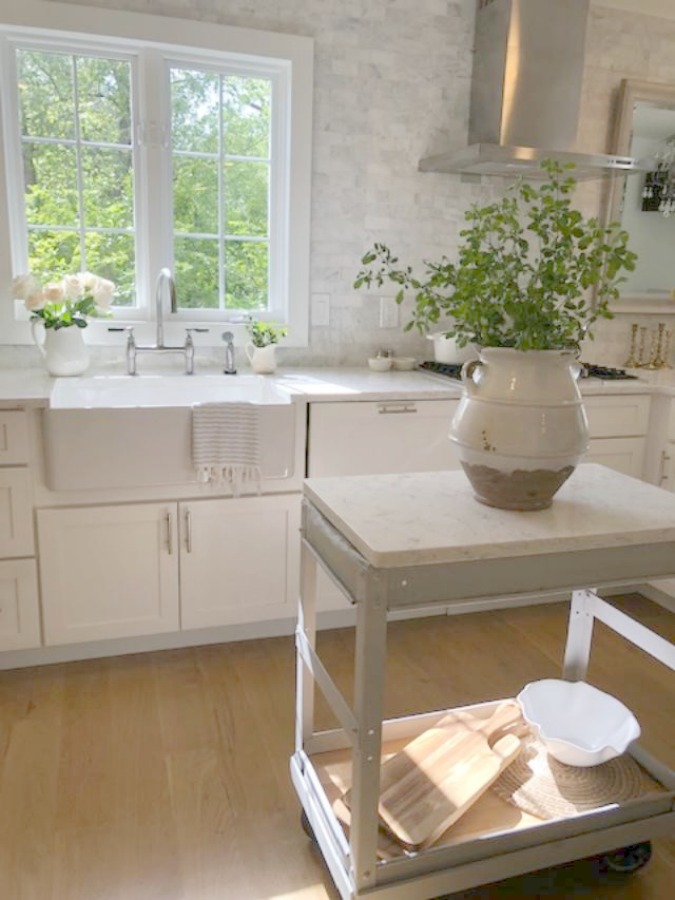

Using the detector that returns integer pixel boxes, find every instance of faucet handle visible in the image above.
[109,326,136,375]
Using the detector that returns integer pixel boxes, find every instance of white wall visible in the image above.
[2,0,675,370]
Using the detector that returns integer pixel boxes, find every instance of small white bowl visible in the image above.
[517,679,640,767]
[368,357,393,372]
[391,357,416,371]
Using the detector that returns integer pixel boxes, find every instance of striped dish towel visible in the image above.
[192,402,262,495]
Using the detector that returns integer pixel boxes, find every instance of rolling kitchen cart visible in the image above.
[290,464,675,899]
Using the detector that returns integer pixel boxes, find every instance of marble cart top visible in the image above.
[302,464,675,568]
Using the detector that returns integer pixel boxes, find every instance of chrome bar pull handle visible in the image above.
[185,508,193,553]
[660,450,672,485]
[377,402,418,415]
[165,511,173,555]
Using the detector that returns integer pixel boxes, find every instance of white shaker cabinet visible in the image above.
[584,394,651,478]
[0,411,40,651]
[308,399,460,477]
[38,503,180,645]
[179,494,301,629]
[37,494,301,645]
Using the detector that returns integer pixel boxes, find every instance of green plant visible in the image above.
[354,161,637,351]
[10,271,115,329]
[245,318,288,347]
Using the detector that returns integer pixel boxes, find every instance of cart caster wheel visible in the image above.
[600,841,652,874]
[300,809,317,844]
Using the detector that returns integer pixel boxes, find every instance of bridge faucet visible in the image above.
[155,268,176,348]
[222,331,237,375]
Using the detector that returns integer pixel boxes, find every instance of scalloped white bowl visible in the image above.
[517,679,641,768]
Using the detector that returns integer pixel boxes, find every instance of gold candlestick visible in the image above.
[624,323,639,368]
[664,329,673,369]
[637,326,648,367]
[644,323,666,369]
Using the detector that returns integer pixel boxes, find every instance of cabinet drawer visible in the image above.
[584,395,650,438]
[308,400,460,477]
[0,468,34,558]
[0,411,29,465]
[0,558,41,651]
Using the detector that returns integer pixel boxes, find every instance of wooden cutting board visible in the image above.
[351,703,525,851]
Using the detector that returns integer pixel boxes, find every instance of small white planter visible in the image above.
[450,347,588,510]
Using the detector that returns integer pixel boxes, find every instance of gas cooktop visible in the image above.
[418,360,638,381]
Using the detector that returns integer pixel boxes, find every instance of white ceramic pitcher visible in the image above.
[31,321,90,376]
[245,342,277,374]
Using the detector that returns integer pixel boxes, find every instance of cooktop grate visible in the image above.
[418,360,638,381]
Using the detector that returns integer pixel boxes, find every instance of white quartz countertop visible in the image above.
[0,364,671,407]
[303,464,675,568]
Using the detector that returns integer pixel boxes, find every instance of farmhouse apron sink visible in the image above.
[43,374,298,491]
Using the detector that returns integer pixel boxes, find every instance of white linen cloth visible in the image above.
[192,402,262,495]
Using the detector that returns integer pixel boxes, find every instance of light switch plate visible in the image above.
[379,296,399,329]
[312,293,330,327]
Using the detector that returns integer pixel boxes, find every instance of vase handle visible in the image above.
[461,358,482,395]
[30,318,46,358]
[245,342,256,364]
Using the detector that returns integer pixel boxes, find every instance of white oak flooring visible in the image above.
[0,594,673,899]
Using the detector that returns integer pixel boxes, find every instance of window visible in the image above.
[0,2,312,346]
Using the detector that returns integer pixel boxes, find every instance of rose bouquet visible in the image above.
[11,271,116,329]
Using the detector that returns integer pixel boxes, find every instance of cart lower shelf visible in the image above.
[291,699,675,899]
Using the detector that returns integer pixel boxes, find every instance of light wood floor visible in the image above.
[0,595,673,899]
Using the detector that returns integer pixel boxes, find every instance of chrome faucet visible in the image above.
[109,269,209,374]
[222,331,237,375]
[155,267,176,348]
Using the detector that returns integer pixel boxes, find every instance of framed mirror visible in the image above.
[608,79,675,310]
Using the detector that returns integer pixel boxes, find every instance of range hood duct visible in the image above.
[420,0,642,179]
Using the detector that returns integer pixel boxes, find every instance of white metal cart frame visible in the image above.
[291,466,675,899]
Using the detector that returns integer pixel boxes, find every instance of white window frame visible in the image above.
[0,0,312,348]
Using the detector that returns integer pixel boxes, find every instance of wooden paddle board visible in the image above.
[347,702,525,851]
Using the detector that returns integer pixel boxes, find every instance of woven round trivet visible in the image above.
[492,738,651,820]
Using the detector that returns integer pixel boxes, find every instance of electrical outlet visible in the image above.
[379,296,399,329]
[311,293,330,327]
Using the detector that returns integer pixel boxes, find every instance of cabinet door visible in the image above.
[308,400,460,477]
[180,495,301,629]
[0,558,41,651]
[38,503,180,645]
[0,468,34,559]
[0,411,29,464]
[586,437,646,479]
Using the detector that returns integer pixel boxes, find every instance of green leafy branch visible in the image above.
[354,161,637,351]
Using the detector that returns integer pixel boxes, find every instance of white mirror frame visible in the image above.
[607,78,675,313]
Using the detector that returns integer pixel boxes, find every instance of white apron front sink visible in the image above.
[43,374,298,491]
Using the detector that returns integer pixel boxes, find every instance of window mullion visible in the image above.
[218,72,225,312]
[71,54,87,271]
[135,48,173,329]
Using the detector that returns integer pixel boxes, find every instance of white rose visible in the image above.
[92,277,115,309]
[80,271,99,292]
[43,281,65,302]
[63,274,83,300]
[24,287,45,311]
[10,273,40,300]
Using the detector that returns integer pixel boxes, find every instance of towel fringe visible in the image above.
[196,463,262,496]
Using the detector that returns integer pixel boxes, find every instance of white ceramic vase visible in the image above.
[246,342,277,374]
[31,320,90,377]
[450,348,588,510]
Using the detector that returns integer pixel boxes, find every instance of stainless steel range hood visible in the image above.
[419,0,643,180]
